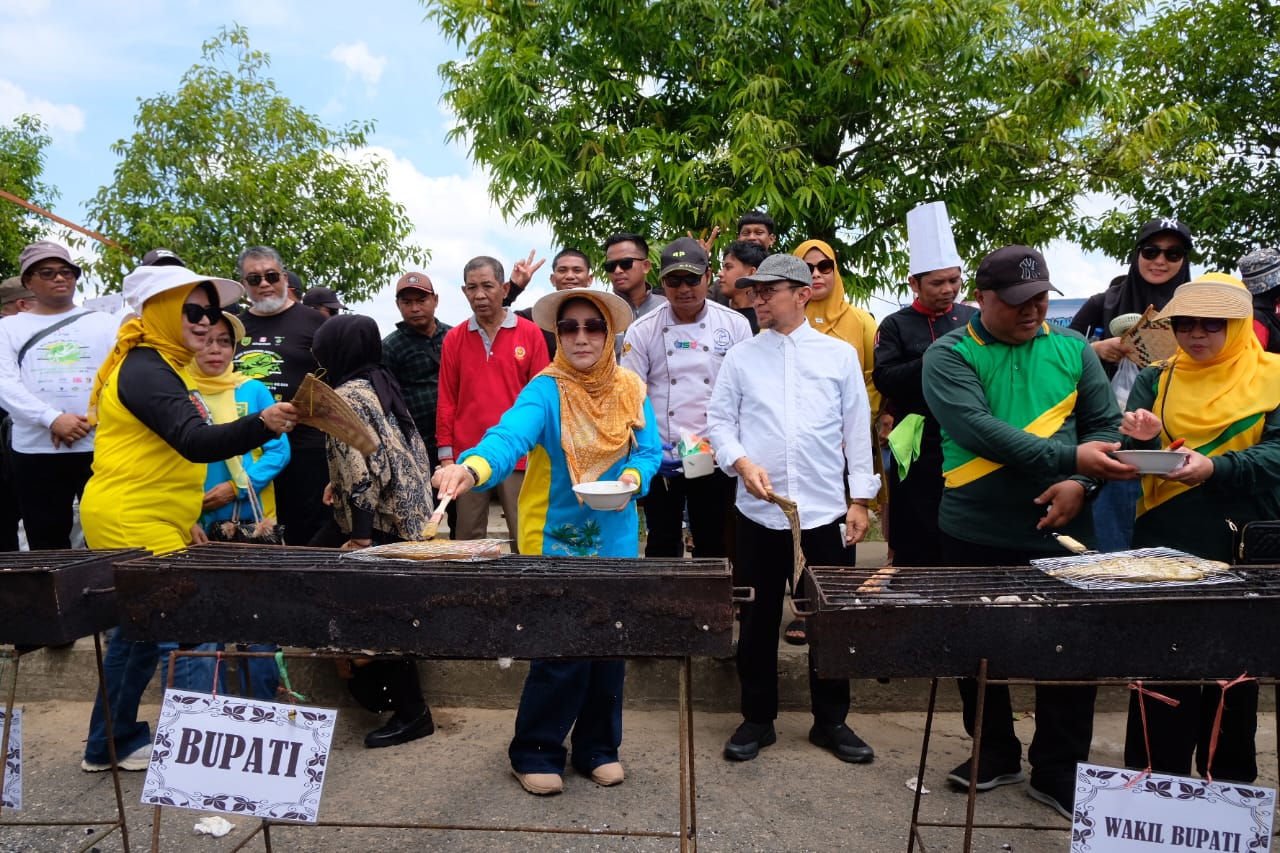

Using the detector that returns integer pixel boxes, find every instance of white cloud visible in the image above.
[329,41,386,89]
[0,78,85,135]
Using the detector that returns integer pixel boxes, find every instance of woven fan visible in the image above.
[1121,305,1178,368]
[288,373,379,455]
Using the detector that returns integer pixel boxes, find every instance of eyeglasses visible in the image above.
[243,271,283,287]
[1170,316,1226,334]
[33,266,79,282]
[663,274,703,289]
[751,284,804,302]
[603,257,645,274]
[556,318,609,336]
[1139,245,1186,263]
[182,303,223,325]
[805,259,836,275]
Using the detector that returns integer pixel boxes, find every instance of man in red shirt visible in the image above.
[436,256,549,550]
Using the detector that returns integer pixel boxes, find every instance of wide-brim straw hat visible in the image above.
[1155,273,1253,322]
[122,265,244,316]
[531,287,634,335]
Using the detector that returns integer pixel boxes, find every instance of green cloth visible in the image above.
[887,413,925,480]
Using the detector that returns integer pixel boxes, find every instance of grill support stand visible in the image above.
[0,634,132,852]
[906,659,1280,853]
[147,649,701,852]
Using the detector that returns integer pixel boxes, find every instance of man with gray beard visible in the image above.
[233,246,329,545]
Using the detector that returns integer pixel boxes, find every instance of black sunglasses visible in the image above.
[243,270,283,286]
[663,274,703,289]
[1139,245,1186,263]
[182,303,223,325]
[805,259,836,274]
[603,257,645,274]
[1170,316,1226,334]
[556,318,609,336]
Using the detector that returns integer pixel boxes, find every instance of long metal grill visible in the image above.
[0,548,145,645]
[805,564,1280,681]
[114,543,734,658]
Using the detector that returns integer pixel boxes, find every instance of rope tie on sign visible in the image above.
[275,650,307,711]
[1125,680,1181,788]
[1204,672,1254,784]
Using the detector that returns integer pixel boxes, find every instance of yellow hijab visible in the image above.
[1141,277,1280,513]
[182,319,252,486]
[537,293,647,486]
[88,284,200,424]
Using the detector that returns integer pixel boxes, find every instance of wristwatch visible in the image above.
[463,464,481,486]
[1076,478,1103,501]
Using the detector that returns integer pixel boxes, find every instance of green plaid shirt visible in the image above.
[381,319,452,448]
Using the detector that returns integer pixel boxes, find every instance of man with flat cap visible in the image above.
[922,245,1136,819]
[707,252,880,765]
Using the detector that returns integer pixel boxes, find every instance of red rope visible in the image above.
[1125,680,1181,788]
[1203,672,1254,784]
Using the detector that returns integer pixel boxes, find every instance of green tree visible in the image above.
[429,0,1176,294]
[1077,0,1280,270]
[87,25,425,298]
[0,114,57,279]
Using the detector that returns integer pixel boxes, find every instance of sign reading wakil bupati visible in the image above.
[142,690,337,823]
[1,707,21,810]
[1072,762,1274,852]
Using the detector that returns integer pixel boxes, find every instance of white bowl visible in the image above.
[1110,449,1188,475]
[681,451,715,479]
[573,480,637,511]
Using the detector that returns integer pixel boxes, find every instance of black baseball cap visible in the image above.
[974,245,1062,305]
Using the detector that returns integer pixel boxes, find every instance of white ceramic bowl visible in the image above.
[573,480,637,511]
[1110,449,1188,475]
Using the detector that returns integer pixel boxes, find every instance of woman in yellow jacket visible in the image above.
[79,264,297,772]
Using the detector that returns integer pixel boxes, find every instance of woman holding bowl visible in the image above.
[434,288,661,796]
[1119,273,1280,783]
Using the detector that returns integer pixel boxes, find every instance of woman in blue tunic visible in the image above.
[434,288,660,796]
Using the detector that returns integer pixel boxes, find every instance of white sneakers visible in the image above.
[81,742,152,773]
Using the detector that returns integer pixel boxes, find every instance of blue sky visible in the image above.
[1,0,1139,332]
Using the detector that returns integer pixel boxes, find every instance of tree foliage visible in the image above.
[1077,0,1280,270]
[429,0,1175,293]
[87,25,426,298]
[0,114,57,280]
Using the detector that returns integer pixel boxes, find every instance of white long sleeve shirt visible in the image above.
[0,307,121,454]
[621,299,751,460]
[707,319,879,531]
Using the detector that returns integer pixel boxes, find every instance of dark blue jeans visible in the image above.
[84,631,160,765]
[509,659,625,775]
[1091,479,1141,552]
[156,642,280,700]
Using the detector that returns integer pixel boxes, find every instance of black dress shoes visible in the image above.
[808,722,874,763]
[364,707,435,749]
[724,721,777,761]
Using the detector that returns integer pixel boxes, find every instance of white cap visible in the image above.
[122,266,243,316]
[907,201,963,277]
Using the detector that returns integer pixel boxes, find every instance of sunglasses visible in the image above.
[663,274,703,289]
[805,259,836,274]
[603,257,645,274]
[182,303,223,325]
[243,270,283,287]
[32,266,80,282]
[556,318,609,336]
[1170,316,1226,334]
[752,283,804,302]
[1139,245,1186,263]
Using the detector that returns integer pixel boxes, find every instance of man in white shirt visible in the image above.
[0,241,119,549]
[707,253,880,764]
[622,237,751,558]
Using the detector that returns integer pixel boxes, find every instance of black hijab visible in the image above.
[1097,221,1194,332]
[312,314,417,440]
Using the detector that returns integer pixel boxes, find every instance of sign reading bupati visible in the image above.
[1072,762,1274,852]
[1,707,21,810]
[142,690,336,823]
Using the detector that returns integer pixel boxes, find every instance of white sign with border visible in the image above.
[142,690,336,823]
[1,707,21,810]
[1072,762,1274,852]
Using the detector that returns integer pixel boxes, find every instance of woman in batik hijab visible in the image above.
[1119,273,1280,786]
[435,287,661,797]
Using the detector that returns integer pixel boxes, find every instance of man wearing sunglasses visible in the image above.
[0,241,120,550]
[621,237,751,560]
[233,245,330,546]
[603,232,665,319]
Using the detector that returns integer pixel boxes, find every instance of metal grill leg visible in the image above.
[907,678,939,853]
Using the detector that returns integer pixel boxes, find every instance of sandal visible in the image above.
[784,618,808,646]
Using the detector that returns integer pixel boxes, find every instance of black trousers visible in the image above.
[11,450,94,550]
[885,447,946,567]
[273,445,331,548]
[642,469,734,558]
[426,444,458,538]
[1124,682,1259,783]
[940,532,1097,784]
[735,512,852,725]
[0,417,22,551]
